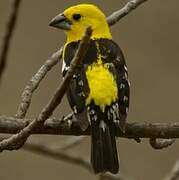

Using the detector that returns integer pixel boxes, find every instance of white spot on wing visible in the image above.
[101,55,107,59]
[120,83,125,89]
[62,61,69,73]
[87,112,91,124]
[126,107,129,114]
[73,74,77,78]
[114,119,120,126]
[93,115,97,121]
[124,65,128,71]
[78,80,83,86]
[77,92,84,97]
[124,72,128,79]
[123,96,128,101]
[99,120,106,132]
[73,106,78,114]
[127,79,131,87]
[89,109,95,115]
[115,103,120,118]
[116,56,121,62]
[87,109,98,122]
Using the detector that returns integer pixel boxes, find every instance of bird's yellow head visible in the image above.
[49,4,112,44]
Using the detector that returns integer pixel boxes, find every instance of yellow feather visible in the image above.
[86,57,118,112]
[63,4,112,44]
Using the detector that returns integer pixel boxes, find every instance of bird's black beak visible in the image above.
[49,14,71,30]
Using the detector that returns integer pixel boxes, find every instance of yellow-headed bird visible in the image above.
[49,4,130,174]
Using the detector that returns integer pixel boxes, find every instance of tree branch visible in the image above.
[23,142,91,171]
[0,27,92,152]
[163,159,179,180]
[0,0,22,82]
[107,0,148,26]
[23,142,127,180]
[57,137,85,151]
[0,116,179,139]
[149,138,175,150]
[15,49,62,118]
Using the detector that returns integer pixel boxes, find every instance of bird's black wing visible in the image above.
[63,41,97,130]
[98,39,130,132]
[114,43,130,131]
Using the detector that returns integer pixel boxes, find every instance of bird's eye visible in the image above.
[72,14,81,21]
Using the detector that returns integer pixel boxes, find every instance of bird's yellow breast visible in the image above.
[85,59,118,112]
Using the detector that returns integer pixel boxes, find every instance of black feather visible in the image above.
[89,106,119,174]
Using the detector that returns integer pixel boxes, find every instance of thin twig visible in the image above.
[23,142,127,180]
[149,138,175,150]
[0,135,131,179]
[0,27,92,152]
[24,142,91,170]
[1,116,179,139]
[58,137,85,151]
[163,159,179,180]
[15,49,62,118]
[107,0,148,26]
[0,0,22,82]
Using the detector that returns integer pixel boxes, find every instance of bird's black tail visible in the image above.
[90,109,119,174]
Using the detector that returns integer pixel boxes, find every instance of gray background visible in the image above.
[0,0,179,180]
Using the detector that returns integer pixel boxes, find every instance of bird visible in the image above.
[49,4,130,174]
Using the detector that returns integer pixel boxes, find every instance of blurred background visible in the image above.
[0,0,179,180]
